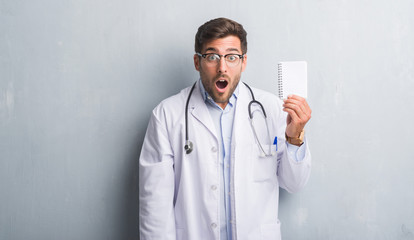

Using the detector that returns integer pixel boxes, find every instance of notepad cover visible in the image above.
[278,61,307,99]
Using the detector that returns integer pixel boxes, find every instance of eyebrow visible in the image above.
[204,47,241,53]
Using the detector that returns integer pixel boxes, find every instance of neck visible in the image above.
[217,102,228,109]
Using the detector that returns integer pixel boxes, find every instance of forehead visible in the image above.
[202,35,242,53]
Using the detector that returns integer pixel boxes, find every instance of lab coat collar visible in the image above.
[188,81,218,141]
[188,80,250,147]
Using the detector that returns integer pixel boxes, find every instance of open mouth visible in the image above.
[216,79,228,90]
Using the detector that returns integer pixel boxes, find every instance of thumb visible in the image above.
[286,114,292,125]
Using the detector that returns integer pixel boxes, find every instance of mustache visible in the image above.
[215,74,230,80]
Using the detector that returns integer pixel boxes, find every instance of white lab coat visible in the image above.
[139,81,311,240]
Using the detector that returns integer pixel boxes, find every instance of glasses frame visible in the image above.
[196,52,244,67]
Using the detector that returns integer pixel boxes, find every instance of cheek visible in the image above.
[201,67,215,78]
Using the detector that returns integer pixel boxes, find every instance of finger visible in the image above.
[284,104,311,126]
[286,112,292,125]
[298,98,311,116]
[286,94,305,101]
[283,102,309,121]
[283,107,301,123]
[283,99,307,117]
[284,97,311,118]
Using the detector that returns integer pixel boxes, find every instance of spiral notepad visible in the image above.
[277,61,307,99]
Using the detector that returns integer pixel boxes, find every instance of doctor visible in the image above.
[139,18,312,240]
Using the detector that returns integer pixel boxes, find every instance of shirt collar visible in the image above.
[198,79,239,108]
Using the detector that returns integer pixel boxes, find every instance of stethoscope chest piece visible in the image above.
[184,140,193,154]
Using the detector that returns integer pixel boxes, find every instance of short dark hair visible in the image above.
[195,18,247,54]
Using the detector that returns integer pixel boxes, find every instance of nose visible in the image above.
[217,57,228,73]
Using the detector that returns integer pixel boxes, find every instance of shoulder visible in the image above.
[247,85,283,106]
[151,85,193,120]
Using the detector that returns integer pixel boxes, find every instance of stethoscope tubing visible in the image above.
[184,82,197,154]
[184,81,273,156]
[243,82,267,119]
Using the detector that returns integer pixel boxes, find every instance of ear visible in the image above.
[194,54,200,71]
[241,54,247,72]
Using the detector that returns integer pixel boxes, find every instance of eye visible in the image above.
[226,55,238,62]
[206,54,219,61]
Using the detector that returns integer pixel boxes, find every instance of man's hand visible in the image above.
[283,95,312,138]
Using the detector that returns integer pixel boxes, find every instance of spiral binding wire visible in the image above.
[277,63,283,99]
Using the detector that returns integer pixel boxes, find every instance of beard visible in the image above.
[199,68,242,107]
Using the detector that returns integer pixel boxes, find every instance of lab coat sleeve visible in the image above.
[275,101,311,193]
[277,136,311,193]
[286,142,305,162]
[139,109,176,240]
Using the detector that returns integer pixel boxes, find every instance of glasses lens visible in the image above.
[206,54,219,62]
[225,54,241,67]
[202,54,242,67]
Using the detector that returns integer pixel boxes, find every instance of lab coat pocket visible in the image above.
[254,144,277,182]
[261,221,281,240]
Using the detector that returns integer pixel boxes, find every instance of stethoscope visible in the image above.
[184,82,274,157]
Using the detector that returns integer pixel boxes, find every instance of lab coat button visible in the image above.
[211,185,217,191]
[211,147,217,152]
[211,223,217,229]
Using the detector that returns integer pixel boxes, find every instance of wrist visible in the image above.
[285,129,305,146]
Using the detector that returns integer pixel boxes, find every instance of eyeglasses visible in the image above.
[196,53,244,68]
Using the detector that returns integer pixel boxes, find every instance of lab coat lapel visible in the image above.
[232,82,251,147]
[189,81,217,140]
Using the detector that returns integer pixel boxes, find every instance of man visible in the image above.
[139,18,312,240]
